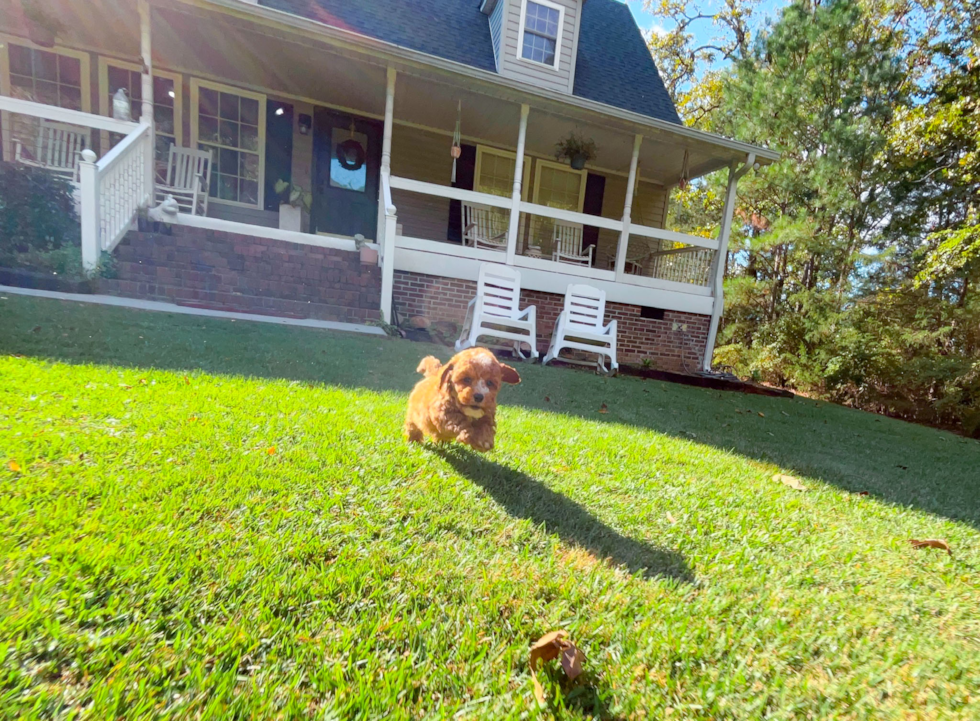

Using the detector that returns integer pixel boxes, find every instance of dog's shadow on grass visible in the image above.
[433,446,694,584]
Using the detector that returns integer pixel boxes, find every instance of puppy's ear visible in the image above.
[439,363,455,388]
[500,363,521,385]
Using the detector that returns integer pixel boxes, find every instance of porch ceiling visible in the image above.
[4,0,764,185]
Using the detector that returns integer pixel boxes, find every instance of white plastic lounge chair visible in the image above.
[456,264,539,360]
[462,202,508,251]
[543,283,618,374]
[156,145,212,216]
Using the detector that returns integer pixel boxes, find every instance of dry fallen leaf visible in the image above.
[183,376,190,385]
[8,460,21,472]
[666,512,677,524]
[758,412,766,418]
[909,539,952,556]
[598,403,608,414]
[857,491,869,496]
[544,396,551,403]
[267,446,277,455]
[560,644,586,681]
[774,474,806,491]
[529,631,584,703]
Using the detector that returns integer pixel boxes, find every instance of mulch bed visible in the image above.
[0,267,99,294]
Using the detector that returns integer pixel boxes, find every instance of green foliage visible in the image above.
[650,0,980,434]
[0,162,80,257]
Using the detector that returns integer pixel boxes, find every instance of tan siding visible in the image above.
[499,0,578,94]
[593,177,666,270]
[389,124,454,242]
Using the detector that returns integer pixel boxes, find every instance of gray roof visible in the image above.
[259,0,681,125]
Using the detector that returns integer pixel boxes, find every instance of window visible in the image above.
[518,0,564,69]
[6,43,84,110]
[474,146,530,199]
[99,59,182,163]
[533,159,586,212]
[191,80,265,207]
[1,41,91,162]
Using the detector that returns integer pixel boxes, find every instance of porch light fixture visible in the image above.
[168,90,175,98]
[275,107,285,116]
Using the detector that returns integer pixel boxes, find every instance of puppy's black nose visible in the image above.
[473,393,484,402]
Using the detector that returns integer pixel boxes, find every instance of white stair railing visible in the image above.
[79,122,153,272]
[379,171,398,323]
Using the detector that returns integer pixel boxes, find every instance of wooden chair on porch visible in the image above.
[156,145,213,216]
[543,283,618,374]
[552,221,592,266]
[14,120,88,182]
[462,202,508,252]
[456,264,539,360]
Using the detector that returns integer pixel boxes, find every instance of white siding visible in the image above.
[489,0,505,71]
[499,0,579,94]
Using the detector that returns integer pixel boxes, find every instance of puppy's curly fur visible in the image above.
[405,348,521,452]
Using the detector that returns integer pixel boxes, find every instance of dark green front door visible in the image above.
[311,109,382,239]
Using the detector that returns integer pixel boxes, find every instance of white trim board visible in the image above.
[0,285,386,336]
[172,213,368,252]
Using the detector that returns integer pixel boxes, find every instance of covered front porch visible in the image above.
[0,0,775,370]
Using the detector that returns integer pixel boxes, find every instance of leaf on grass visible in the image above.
[529,630,584,703]
[560,644,586,681]
[139,378,148,385]
[267,446,277,455]
[183,376,190,385]
[909,539,952,556]
[8,460,21,472]
[774,474,806,491]
[544,396,551,403]
[857,491,869,496]
[758,412,765,418]
[189,416,198,422]
[666,512,677,524]
[598,403,608,414]
[31,325,41,333]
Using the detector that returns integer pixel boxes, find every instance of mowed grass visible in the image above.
[1,294,979,720]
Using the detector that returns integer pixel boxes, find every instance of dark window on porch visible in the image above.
[640,307,666,320]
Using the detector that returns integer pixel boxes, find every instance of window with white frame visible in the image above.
[6,43,84,110]
[475,146,529,199]
[529,158,586,254]
[99,59,182,163]
[191,80,265,207]
[518,0,564,68]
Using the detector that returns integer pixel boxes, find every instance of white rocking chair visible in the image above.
[456,264,539,360]
[552,221,593,266]
[543,284,618,374]
[14,120,88,182]
[156,145,212,216]
[462,202,508,252]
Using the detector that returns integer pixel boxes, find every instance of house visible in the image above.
[0,0,777,372]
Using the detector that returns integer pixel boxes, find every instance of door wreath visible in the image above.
[336,138,365,171]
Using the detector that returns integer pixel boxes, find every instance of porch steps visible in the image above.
[102,228,382,325]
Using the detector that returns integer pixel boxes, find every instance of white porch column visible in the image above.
[378,67,397,324]
[138,0,155,205]
[79,149,100,274]
[377,67,397,243]
[614,134,643,281]
[505,104,530,265]
[702,153,755,372]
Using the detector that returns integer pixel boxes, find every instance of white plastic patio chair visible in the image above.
[156,145,212,216]
[462,202,508,251]
[456,264,539,360]
[543,284,618,374]
[14,120,88,182]
[552,221,592,266]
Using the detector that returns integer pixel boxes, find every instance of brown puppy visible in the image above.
[405,348,521,452]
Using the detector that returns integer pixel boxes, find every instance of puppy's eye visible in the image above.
[487,381,496,389]
[460,377,472,385]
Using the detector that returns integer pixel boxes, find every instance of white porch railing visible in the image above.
[78,123,153,268]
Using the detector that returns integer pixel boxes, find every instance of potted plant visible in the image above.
[555,132,598,170]
[274,179,311,232]
[23,0,64,48]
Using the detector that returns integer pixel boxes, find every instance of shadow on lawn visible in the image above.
[433,446,694,584]
[3,297,980,531]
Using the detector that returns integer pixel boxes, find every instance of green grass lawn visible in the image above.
[2,294,979,720]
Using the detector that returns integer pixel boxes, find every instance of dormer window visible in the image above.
[518,0,564,69]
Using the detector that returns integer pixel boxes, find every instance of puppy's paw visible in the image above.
[459,430,494,453]
[405,425,424,444]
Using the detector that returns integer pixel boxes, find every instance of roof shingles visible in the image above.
[258,0,680,125]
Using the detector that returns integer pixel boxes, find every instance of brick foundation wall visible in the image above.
[393,270,710,372]
[101,226,381,324]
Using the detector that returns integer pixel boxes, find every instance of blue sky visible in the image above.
[623,0,789,72]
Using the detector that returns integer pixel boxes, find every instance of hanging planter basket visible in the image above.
[569,154,588,171]
[554,132,598,171]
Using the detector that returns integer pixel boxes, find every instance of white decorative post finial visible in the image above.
[81,149,97,163]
